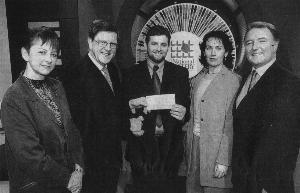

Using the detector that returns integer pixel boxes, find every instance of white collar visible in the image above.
[147,59,164,71]
[253,58,276,76]
[88,52,107,70]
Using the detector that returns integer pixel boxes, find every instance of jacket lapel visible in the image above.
[87,56,115,96]
[191,69,206,97]
[201,66,227,100]
[107,63,118,95]
[50,83,69,137]
[20,76,67,137]
[160,62,173,93]
[140,61,154,93]
[236,63,277,110]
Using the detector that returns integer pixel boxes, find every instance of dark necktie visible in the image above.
[236,70,259,107]
[247,70,259,93]
[153,65,163,128]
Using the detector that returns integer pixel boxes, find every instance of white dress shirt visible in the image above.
[236,58,276,107]
[88,52,114,93]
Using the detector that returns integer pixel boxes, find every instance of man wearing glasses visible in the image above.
[66,19,125,193]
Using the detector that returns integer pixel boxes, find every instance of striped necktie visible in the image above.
[102,66,114,93]
[247,69,259,92]
[236,69,260,107]
[152,65,163,129]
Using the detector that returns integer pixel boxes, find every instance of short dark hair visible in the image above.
[145,25,171,45]
[247,21,280,42]
[200,30,234,68]
[23,26,59,52]
[88,19,118,40]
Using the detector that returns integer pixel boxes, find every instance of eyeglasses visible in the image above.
[94,40,118,49]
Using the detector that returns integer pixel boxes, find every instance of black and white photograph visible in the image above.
[0,0,300,193]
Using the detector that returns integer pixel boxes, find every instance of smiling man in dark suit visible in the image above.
[123,25,190,193]
[232,21,300,193]
[65,19,125,193]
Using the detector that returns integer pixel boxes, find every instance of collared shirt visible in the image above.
[236,58,276,107]
[88,52,114,93]
[88,52,107,76]
[252,57,276,80]
[147,60,164,82]
[147,60,165,133]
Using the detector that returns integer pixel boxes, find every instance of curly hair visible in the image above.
[200,31,234,69]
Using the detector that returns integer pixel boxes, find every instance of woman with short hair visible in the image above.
[1,27,84,193]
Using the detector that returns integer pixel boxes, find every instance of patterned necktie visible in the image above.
[247,69,259,93]
[236,69,260,107]
[102,66,114,93]
[153,65,163,128]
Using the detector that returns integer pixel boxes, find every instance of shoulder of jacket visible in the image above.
[46,77,61,87]
[167,61,186,71]
[223,68,241,83]
[2,79,26,105]
[129,61,146,72]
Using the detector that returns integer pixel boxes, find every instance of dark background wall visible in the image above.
[5,0,80,82]
[5,0,300,78]
[236,0,300,75]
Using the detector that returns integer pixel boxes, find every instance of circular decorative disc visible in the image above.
[136,3,236,78]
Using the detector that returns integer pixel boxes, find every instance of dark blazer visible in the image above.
[123,60,190,176]
[66,55,124,188]
[1,75,83,193]
[232,61,300,193]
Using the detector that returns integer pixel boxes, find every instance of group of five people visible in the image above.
[1,18,300,193]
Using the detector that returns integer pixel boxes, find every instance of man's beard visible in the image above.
[148,53,166,64]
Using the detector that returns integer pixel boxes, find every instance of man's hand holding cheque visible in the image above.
[129,97,147,136]
[129,94,186,136]
[122,25,191,192]
[129,97,148,114]
[170,104,186,121]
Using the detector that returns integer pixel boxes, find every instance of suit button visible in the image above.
[201,100,204,102]
[200,118,203,121]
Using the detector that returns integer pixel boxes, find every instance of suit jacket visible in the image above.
[232,61,300,193]
[185,66,240,188]
[1,75,83,193]
[66,55,124,176]
[123,60,190,176]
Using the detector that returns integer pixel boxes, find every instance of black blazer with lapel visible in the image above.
[123,60,190,176]
[232,61,300,193]
[67,55,123,174]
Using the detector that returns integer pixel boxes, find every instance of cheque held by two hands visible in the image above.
[128,95,186,136]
